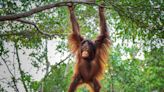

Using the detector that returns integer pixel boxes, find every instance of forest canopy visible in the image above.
[0,0,163,92]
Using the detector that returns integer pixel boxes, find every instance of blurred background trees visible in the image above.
[0,0,163,92]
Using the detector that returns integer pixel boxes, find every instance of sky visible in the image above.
[0,39,69,92]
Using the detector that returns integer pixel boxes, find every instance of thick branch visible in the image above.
[0,1,101,21]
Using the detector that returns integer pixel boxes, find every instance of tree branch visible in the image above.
[0,1,101,21]
[14,42,28,92]
[44,39,50,77]
[1,57,19,92]
[1,57,15,80]
[16,19,61,37]
[42,53,71,81]
[56,54,72,66]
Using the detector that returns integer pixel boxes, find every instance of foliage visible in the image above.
[0,0,163,92]
[42,63,73,92]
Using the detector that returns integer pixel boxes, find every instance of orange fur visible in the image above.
[68,33,83,54]
[94,38,110,80]
[68,5,110,92]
